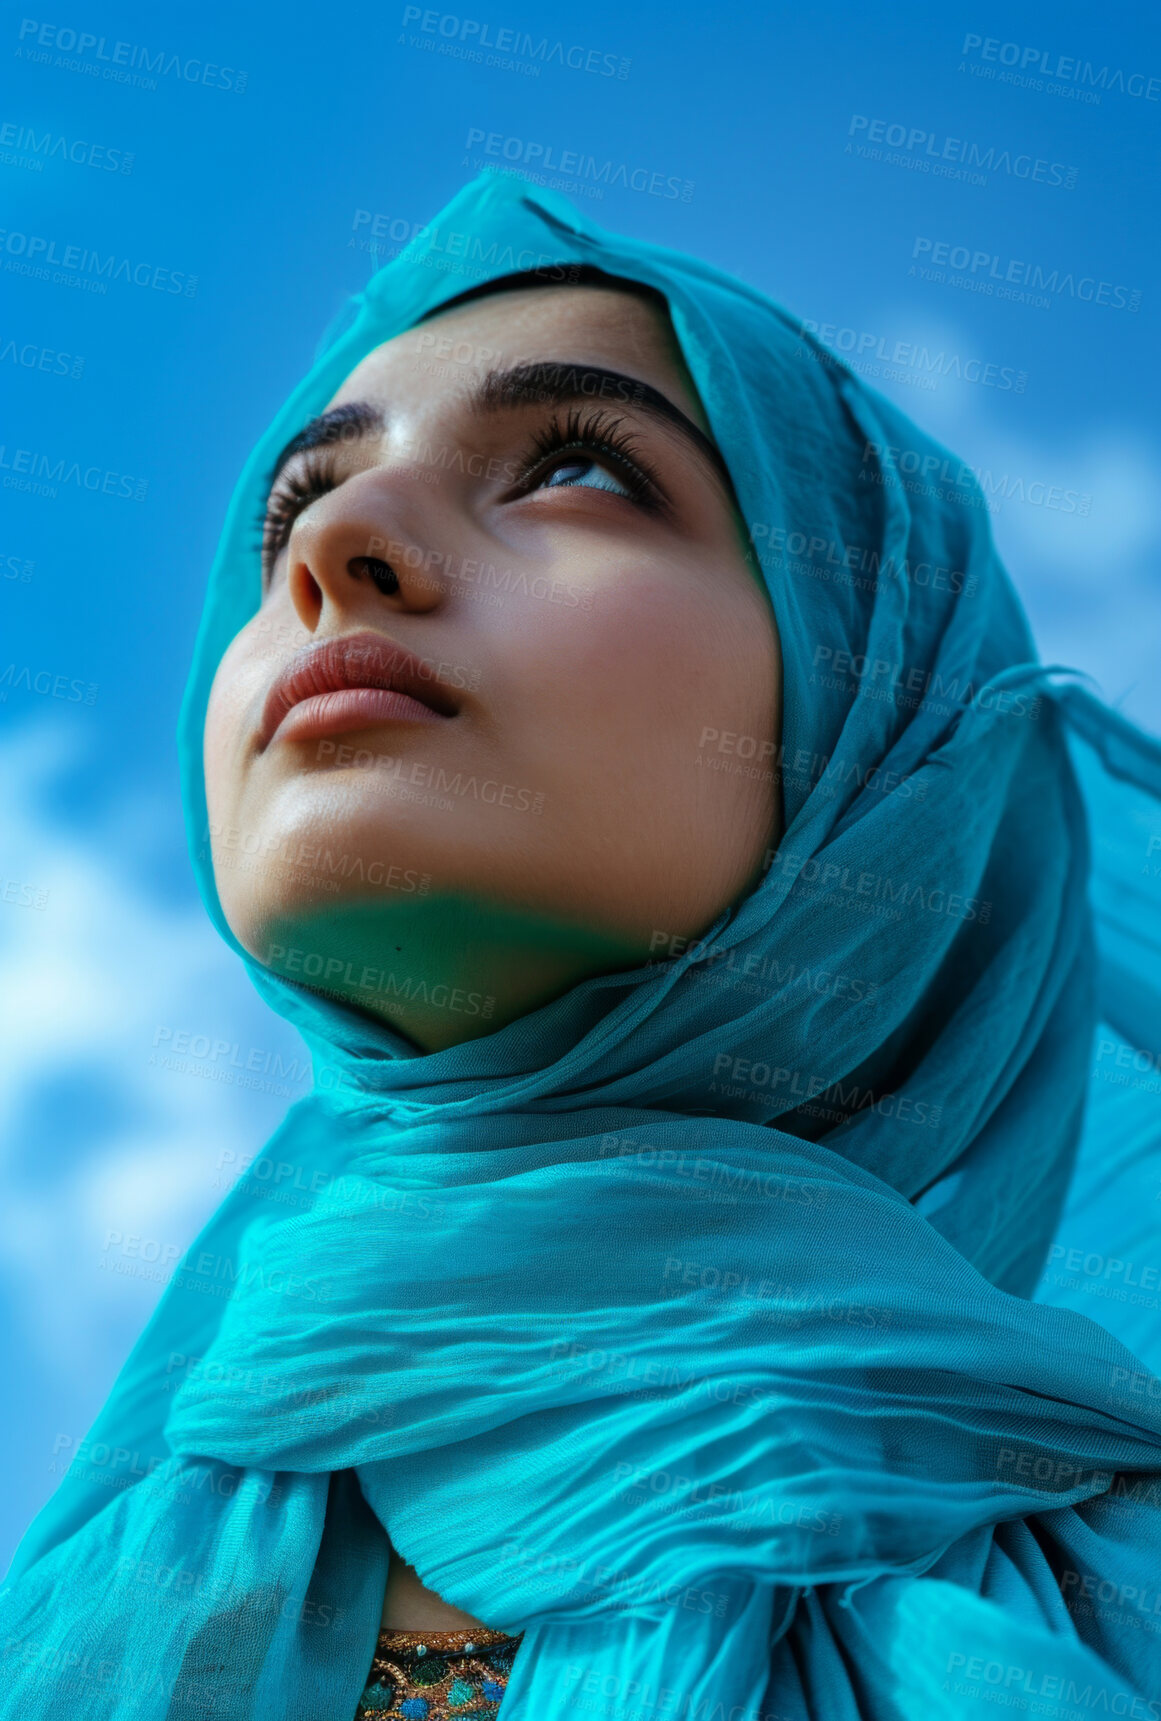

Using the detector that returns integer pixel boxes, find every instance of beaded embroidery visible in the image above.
[356,1627,522,1721]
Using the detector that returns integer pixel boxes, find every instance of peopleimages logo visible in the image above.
[0,228,196,296]
[0,663,98,704]
[959,32,1160,102]
[0,442,148,502]
[0,120,134,173]
[847,114,1076,188]
[400,8,630,78]
[942,1652,1161,1716]
[859,439,1092,516]
[465,128,693,201]
[910,238,1141,312]
[0,337,84,378]
[797,318,1027,394]
[15,18,248,92]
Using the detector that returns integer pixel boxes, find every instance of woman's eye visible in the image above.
[261,469,339,578]
[537,457,633,498]
[269,473,337,532]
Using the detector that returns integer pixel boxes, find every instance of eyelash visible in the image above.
[256,405,667,582]
[257,447,340,584]
[508,407,667,512]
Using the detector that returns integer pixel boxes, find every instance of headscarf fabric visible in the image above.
[3,173,1161,1721]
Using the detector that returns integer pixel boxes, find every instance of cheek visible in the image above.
[202,619,276,812]
[519,560,778,754]
[522,561,779,932]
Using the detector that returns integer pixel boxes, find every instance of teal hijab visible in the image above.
[4,174,1161,1720]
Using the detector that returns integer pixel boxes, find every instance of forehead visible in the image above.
[325,285,709,429]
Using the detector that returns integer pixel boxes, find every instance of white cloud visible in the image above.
[0,717,308,1389]
[866,310,1161,732]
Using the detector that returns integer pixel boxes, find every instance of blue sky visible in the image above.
[2,0,1159,1566]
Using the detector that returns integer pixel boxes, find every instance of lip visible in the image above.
[259,630,459,749]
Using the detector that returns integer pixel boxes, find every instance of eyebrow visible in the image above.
[264,361,733,498]
[266,400,385,493]
[475,361,733,487]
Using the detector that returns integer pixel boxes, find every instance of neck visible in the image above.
[256,893,651,1052]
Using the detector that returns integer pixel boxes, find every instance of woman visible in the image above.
[2,173,1160,1720]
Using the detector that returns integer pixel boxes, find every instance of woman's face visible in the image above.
[204,283,782,1050]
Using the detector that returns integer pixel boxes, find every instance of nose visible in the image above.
[283,465,445,634]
